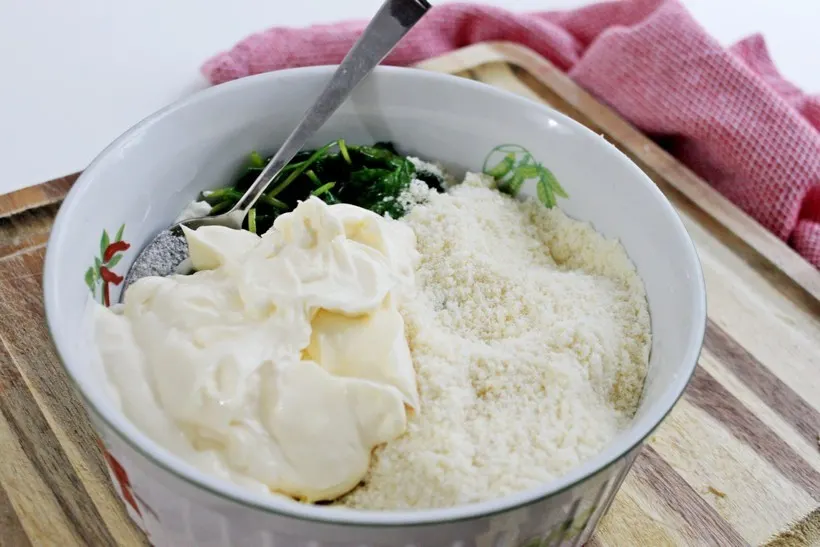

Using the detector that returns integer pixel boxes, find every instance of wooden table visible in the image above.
[1,42,819,546]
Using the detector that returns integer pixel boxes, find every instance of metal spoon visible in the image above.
[123,0,431,291]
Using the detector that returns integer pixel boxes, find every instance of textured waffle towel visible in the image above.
[202,0,820,268]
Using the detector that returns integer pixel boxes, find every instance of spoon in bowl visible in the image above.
[123,0,431,291]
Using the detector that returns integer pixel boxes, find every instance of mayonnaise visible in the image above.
[94,197,420,502]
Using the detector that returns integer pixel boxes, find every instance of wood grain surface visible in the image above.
[1,41,819,546]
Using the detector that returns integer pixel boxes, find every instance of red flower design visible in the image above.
[103,240,131,262]
[100,266,124,307]
[99,266,124,285]
[96,439,142,517]
[85,224,130,307]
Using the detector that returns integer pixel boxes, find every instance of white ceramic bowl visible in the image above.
[44,66,705,547]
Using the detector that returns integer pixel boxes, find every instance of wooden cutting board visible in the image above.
[1,41,818,547]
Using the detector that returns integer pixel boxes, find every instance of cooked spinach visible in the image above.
[200,140,444,235]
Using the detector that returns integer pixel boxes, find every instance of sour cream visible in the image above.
[94,197,420,502]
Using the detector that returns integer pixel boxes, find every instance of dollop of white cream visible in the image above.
[95,197,420,502]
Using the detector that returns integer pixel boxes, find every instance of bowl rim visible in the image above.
[44,64,706,527]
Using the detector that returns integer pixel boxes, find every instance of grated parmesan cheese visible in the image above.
[337,172,651,510]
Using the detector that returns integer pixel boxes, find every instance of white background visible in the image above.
[1,0,818,195]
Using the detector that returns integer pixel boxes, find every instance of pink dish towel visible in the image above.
[202,0,820,268]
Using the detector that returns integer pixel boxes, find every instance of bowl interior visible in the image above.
[44,66,705,523]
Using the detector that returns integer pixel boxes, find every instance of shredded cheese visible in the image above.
[338,173,651,510]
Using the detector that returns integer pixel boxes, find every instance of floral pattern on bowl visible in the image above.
[84,224,130,307]
[84,225,154,533]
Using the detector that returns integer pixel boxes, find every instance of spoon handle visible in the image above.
[233,0,432,216]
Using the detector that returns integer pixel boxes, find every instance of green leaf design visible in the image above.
[515,165,539,179]
[94,256,102,276]
[100,230,110,258]
[504,172,526,196]
[114,224,125,243]
[106,254,123,269]
[536,177,556,208]
[483,144,568,208]
[84,267,96,296]
[485,153,515,179]
[539,166,567,198]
